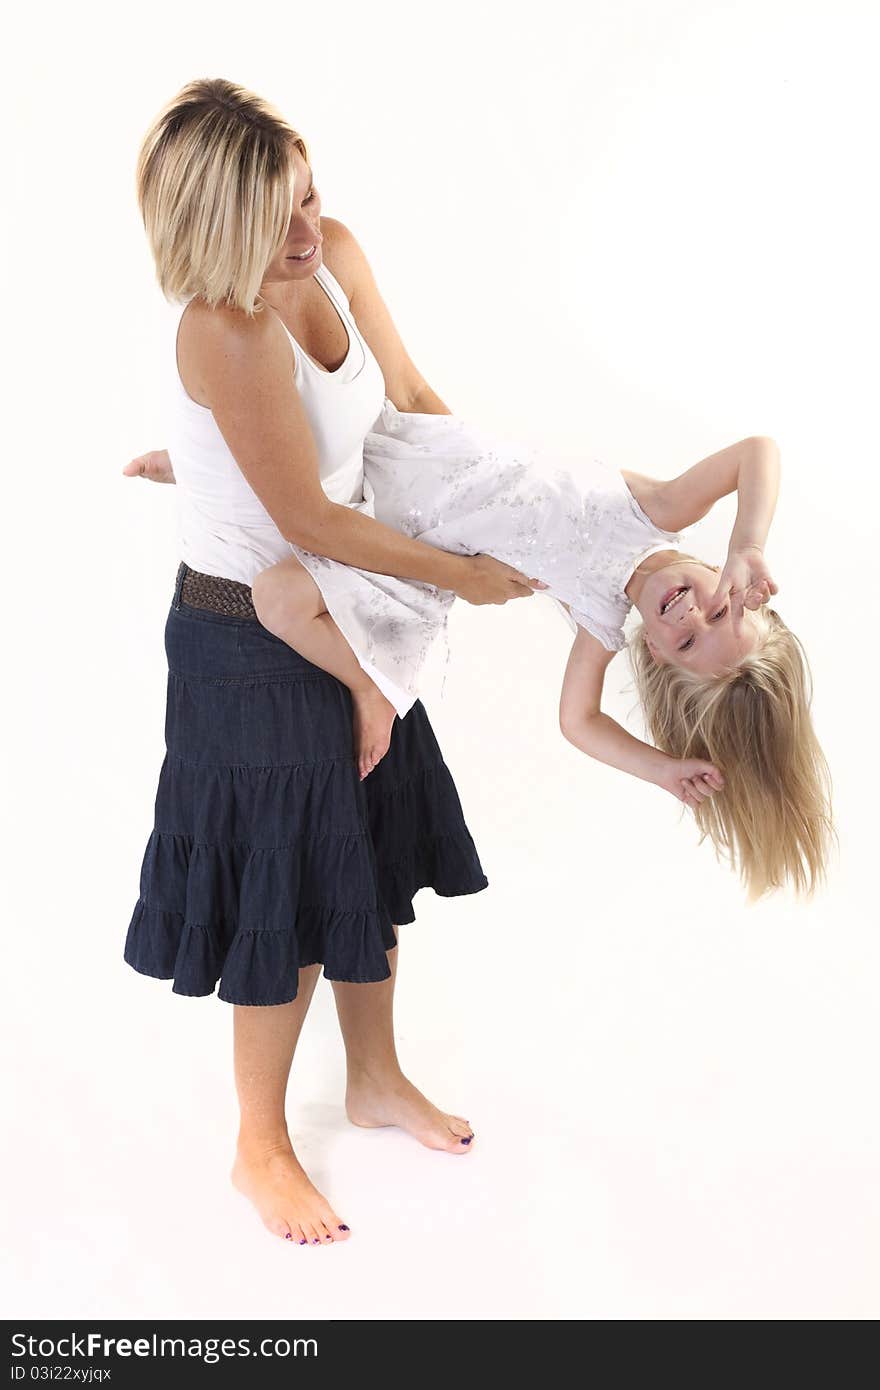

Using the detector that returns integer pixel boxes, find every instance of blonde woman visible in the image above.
[123,78,548,1246]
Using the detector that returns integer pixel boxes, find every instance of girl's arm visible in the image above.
[623,434,781,629]
[622,434,780,537]
[558,617,724,810]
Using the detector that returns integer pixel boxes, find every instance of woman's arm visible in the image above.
[190,303,543,606]
[323,217,453,417]
[558,618,724,809]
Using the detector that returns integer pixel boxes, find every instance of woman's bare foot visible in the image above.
[351,684,397,781]
[232,1133,352,1244]
[345,1070,475,1153]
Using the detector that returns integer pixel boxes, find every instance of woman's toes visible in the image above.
[320,1216,350,1242]
[439,1123,473,1152]
[266,1216,292,1240]
[449,1118,474,1139]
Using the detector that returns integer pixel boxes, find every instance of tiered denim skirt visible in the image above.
[123,565,489,1006]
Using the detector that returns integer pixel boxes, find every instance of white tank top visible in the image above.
[165,262,387,585]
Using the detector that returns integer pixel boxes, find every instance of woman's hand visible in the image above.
[122,449,176,484]
[708,544,778,634]
[656,756,725,810]
[452,553,548,606]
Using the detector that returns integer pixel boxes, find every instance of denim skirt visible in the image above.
[123,564,489,1006]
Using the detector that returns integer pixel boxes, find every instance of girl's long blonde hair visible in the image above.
[135,77,309,314]
[628,601,835,901]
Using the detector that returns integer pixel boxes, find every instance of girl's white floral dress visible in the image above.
[288,399,684,718]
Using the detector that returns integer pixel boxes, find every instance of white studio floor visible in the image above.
[7,922,877,1321]
[6,677,877,1320]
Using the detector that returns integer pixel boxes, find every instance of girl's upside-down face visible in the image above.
[634,558,767,674]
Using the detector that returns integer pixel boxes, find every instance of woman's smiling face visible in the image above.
[261,145,324,286]
[635,557,766,674]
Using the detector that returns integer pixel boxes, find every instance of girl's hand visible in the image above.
[122,449,176,484]
[453,553,548,605]
[709,544,778,634]
[656,757,725,810]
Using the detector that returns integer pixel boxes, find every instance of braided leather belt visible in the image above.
[175,561,258,619]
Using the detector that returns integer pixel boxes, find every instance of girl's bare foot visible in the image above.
[345,1070,475,1153]
[121,449,176,483]
[351,684,397,781]
[231,1134,352,1244]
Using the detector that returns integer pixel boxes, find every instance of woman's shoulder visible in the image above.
[177,295,289,409]
[180,293,279,344]
[316,216,372,305]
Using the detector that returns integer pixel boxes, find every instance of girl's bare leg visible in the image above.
[231,965,353,1244]
[332,943,475,1154]
[252,554,397,781]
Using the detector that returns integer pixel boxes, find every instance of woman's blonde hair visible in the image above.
[135,78,309,314]
[628,583,835,902]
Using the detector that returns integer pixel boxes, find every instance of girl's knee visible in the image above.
[252,556,313,629]
[251,565,277,622]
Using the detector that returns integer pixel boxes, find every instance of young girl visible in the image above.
[228,400,831,902]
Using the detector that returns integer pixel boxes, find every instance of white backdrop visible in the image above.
[5,0,878,1320]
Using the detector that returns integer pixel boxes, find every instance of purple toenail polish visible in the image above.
[338,1224,349,1231]
[299,1238,307,1245]
[284,1232,292,1240]
[312,1238,320,1244]
[460,1136,472,1144]
[325,1234,332,1240]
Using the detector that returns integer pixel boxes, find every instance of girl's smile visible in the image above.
[627,553,765,673]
